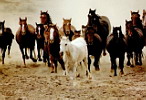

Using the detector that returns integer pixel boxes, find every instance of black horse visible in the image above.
[87,9,111,56]
[85,26,102,71]
[35,23,45,61]
[126,11,145,67]
[106,26,127,76]
[0,20,14,64]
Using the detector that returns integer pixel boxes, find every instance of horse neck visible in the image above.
[64,42,73,57]
[143,15,146,27]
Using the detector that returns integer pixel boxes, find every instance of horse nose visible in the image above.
[60,52,63,56]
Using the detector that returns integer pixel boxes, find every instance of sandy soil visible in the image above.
[0,40,146,100]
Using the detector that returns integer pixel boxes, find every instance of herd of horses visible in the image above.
[0,9,146,78]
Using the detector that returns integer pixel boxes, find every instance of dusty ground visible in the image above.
[0,41,146,100]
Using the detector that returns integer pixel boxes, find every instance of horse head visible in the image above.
[126,20,133,37]
[86,26,96,45]
[0,20,5,35]
[60,36,70,54]
[142,9,146,27]
[19,17,28,36]
[63,18,72,35]
[40,10,52,25]
[113,26,123,39]
[131,10,141,26]
[44,24,58,44]
[36,23,44,39]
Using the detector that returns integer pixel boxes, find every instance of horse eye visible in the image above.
[65,44,67,46]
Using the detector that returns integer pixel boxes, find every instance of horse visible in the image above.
[85,26,102,71]
[72,30,81,40]
[106,26,127,76]
[0,20,14,64]
[16,17,37,65]
[40,10,52,25]
[125,11,145,67]
[43,24,65,73]
[35,23,45,61]
[87,9,111,56]
[60,36,91,79]
[59,18,76,41]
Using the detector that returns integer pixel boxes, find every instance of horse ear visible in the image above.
[25,17,27,21]
[94,9,96,12]
[70,18,72,21]
[89,8,91,12]
[143,9,145,13]
[46,10,48,13]
[40,10,42,14]
[19,17,21,21]
[125,20,128,23]
[120,26,121,29]
[35,22,38,26]
[137,10,139,13]
[3,20,5,24]
[63,18,65,21]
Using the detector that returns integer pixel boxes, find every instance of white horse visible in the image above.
[60,36,91,79]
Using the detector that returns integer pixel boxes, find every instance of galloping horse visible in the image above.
[126,11,145,67]
[107,26,127,76]
[36,11,53,62]
[59,18,76,41]
[85,26,102,71]
[43,24,65,73]
[0,21,14,64]
[35,23,44,61]
[87,9,111,56]
[16,17,37,65]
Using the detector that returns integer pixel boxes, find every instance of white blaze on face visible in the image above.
[38,27,41,35]
[22,24,25,33]
[50,28,54,40]
[0,26,2,35]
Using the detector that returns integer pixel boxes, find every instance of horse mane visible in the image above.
[41,12,52,24]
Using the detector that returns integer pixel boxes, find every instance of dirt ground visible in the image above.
[0,41,146,100]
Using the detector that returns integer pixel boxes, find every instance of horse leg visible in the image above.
[135,52,139,65]
[110,57,117,76]
[127,53,131,66]
[119,54,125,75]
[25,48,29,59]
[54,59,58,73]
[94,54,100,71]
[58,56,66,74]
[30,48,37,62]
[20,46,26,65]
[88,55,91,72]
[2,47,7,64]
[139,50,142,66]
[37,47,42,61]
[7,45,11,56]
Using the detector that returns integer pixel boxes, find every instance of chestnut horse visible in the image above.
[44,24,65,73]
[59,18,76,41]
[16,17,37,65]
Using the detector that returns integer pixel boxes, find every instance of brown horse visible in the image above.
[125,11,145,67]
[0,20,14,64]
[16,17,37,65]
[59,18,76,41]
[44,24,65,73]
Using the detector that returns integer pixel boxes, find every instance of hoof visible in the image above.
[25,55,29,59]
[127,61,131,66]
[119,71,124,76]
[38,58,42,61]
[130,65,134,67]
[95,67,100,71]
[31,58,37,62]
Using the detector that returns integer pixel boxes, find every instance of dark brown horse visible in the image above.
[126,11,145,67]
[87,9,111,56]
[44,24,65,73]
[142,9,146,45]
[85,26,102,71]
[35,23,45,61]
[16,17,37,65]
[107,26,127,76]
[0,20,14,64]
